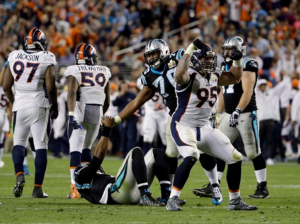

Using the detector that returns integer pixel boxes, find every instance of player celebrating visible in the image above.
[194,37,269,199]
[74,116,170,206]
[4,27,58,198]
[166,39,257,211]
[64,43,111,199]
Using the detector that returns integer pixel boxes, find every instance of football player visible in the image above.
[64,43,111,199]
[195,37,270,199]
[74,116,170,206]
[113,39,221,206]
[4,27,58,198]
[166,39,257,211]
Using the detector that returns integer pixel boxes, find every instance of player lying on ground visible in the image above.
[74,116,172,206]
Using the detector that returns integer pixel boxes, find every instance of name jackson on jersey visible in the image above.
[141,49,184,116]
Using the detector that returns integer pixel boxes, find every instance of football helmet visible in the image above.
[191,44,217,75]
[222,36,246,61]
[24,27,48,51]
[144,39,170,69]
[74,43,98,65]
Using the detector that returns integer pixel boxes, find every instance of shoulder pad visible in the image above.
[242,58,258,72]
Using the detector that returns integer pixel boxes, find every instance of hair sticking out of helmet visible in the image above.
[75,43,98,65]
[144,39,170,69]
[191,44,217,75]
[222,36,246,62]
[24,27,48,51]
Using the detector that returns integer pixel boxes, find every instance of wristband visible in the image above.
[232,59,242,67]
[68,111,75,116]
[235,108,242,113]
[184,43,196,56]
[114,115,122,125]
[101,126,111,137]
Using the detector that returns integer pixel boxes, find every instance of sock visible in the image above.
[227,161,242,191]
[170,186,181,198]
[143,142,152,155]
[173,156,196,191]
[34,149,47,186]
[216,158,226,172]
[165,156,178,184]
[229,190,240,201]
[153,148,170,183]
[70,151,81,184]
[204,164,219,185]
[160,183,171,201]
[12,145,26,174]
[254,169,267,183]
[23,156,28,166]
[217,172,223,182]
[131,148,148,185]
[32,151,36,159]
[252,154,267,183]
[138,185,150,196]
[81,148,92,163]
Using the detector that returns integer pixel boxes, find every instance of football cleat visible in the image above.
[157,196,186,206]
[166,196,182,211]
[67,184,80,199]
[212,184,223,205]
[193,182,213,198]
[139,194,164,206]
[228,197,258,210]
[13,174,25,198]
[248,181,269,199]
[32,186,48,198]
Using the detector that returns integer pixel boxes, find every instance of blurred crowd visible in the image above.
[1,0,300,163]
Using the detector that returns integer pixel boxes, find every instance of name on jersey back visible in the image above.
[78,65,107,72]
[15,53,39,61]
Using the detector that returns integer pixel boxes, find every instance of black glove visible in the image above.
[229,49,243,60]
[193,39,205,50]
[69,115,82,129]
[229,108,242,127]
[50,105,58,119]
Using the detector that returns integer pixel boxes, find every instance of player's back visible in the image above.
[64,64,111,105]
[8,49,57,111]
[173,67,220,128]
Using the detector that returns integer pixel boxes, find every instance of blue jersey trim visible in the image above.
[177,49,183,61]
[250,110,259,153]
[150,64,166,75]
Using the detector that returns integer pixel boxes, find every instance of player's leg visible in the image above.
[30,108,51,198]
[238,111,269,199]
[0,114,5,168]
[110,147,162,206]
[165,116,179,184]
[156,112,167,147]
[144,148,171,205]
[142,113,156,154]
[82,123,100,164]
[12,110,31,198]
[68,122,86,198]
[166,121,199,211]
[282,121,294,159]
[198,125,258,210]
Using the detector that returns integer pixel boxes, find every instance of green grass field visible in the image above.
[0,154,299,224]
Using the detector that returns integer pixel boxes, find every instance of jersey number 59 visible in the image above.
[80,72,106,87]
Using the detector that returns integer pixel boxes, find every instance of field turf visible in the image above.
[0,154,299,224]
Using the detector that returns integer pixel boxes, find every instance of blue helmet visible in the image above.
[74,43,98,65]
[191,44,217,75]
[24,27,48,51]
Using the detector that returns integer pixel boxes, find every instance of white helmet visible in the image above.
[144,39,170,69]
[222,36,246,61]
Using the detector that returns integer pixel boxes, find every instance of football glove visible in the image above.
[229,49,243,60]
[50,105,58,119]
[193,39,205,50]
[69,115,82,129]
[229,108,242,127]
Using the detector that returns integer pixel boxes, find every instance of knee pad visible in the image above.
[232,148,243,162]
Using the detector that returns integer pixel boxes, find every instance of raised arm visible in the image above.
[114,85,155,125]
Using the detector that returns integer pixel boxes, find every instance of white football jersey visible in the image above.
[64,65,111,105]
[173,67,221,128]
[8,50,57,111]
[0,87,9,113]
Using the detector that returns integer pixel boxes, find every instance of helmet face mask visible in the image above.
[144,39,170,69]
[75,43,98,65]
[24,28,48,51]
[222,36,246,62]
[191,45,217,75]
